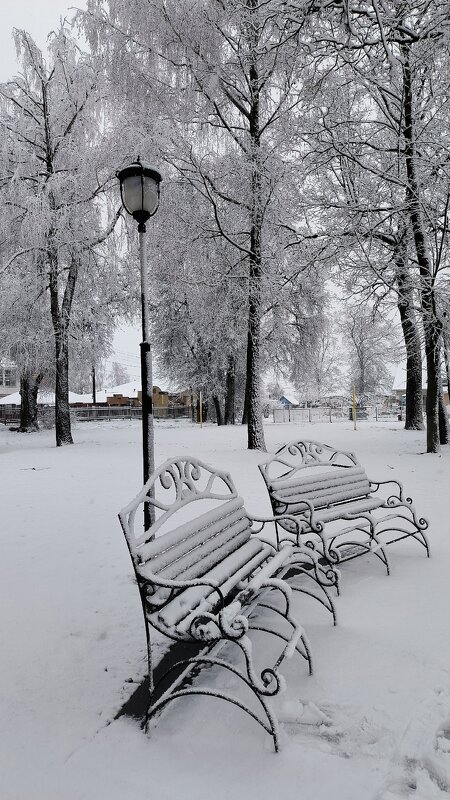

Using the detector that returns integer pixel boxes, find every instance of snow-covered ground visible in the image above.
[1,417,449,800]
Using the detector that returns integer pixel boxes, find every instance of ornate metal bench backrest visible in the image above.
[259,440,369,515]
[119,456,252,611]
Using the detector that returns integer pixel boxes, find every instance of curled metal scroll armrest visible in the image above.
[249,512,309,545]
[369,478,407,503]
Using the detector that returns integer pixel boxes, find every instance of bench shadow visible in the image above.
[115,640,203,723]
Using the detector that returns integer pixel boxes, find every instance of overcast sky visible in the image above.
[0,1,86,82]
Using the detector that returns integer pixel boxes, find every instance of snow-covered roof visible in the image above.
[0,379,182,406]
[280,395,300,407]
[103,381,142,399]
[0,390,88,406]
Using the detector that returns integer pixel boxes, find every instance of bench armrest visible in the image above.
[249,513,312,548]
[137,568,225,611]
[248,514,303,550]
[369,478,409,504]
[269,490,315,517]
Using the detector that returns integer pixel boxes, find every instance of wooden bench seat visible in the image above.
[119,456,339,751]
[259,440,430,570]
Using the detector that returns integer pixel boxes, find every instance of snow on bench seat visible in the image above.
[155,538,271,629]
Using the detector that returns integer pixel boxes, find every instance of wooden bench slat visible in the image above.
[156,522,252,581]
[155,538,270,628]
[175,545,295,637]
[143,508,250,573]
[278,497,386,537]
[270,465,366,493]
[276,480,371,508]
[138,497,245,562]
[315,497,385,523]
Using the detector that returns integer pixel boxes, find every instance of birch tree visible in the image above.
[0,28,121,445]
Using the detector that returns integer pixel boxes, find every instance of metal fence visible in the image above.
[0,407,20,425]
[271,406,401,423]
[0,405,192,426]
[73,405,192,422]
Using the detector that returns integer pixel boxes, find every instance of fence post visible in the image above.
[329,406,332,423]
[309,406,312,423]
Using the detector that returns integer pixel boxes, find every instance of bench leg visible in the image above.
[145,639,283,751]
[376,512,430,557]
[278,557,338,625]
[384,527,430,555]
[249,601,313,671]
[144,585,310,751]
[325,513,391,576]
[331,538,391,575]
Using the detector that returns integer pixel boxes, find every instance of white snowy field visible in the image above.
[1,417,450,800]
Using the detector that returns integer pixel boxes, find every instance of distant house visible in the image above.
[279,395,299,409]
[0,359,19,399]
[102,382,172,408]
[392,363,449,405]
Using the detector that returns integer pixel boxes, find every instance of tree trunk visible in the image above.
[48,245,78,447]
[241,390,248,424]
[402,43,441,452]
[54,326,73,445]
[92,365,96,404]
[438,369,449,444]
[244,297,265,449]
[18,372,43,432]
[213,395,223,426]
[395,238,424,430]
[245,5,266,451]
[443,334,450,407]
[438,391,449,444]
[224,355,235,425]
[44,77,76,448]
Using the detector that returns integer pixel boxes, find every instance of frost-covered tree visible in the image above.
[0,271,52,431]
[108,361,130,387]
[0,27,121,445]
[148,181,247,424]
[308,0,450,450]
[81,0,335,450]
[291,320,344,403]
[343,304,400,399]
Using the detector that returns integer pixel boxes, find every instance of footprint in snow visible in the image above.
[375,691,450,798]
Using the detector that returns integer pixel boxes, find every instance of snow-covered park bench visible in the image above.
[258,440,430,571]
[119,456,339,751]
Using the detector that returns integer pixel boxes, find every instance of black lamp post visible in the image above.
[116,157,162,527]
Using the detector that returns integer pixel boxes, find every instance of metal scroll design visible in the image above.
[145,582,312,753]
[258,440,359,490]
[119,456,238,550]
[149,457,237,526]
[276,440,359,468]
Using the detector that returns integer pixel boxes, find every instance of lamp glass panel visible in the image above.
[121,175,144,215]
[142,180,159,215]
